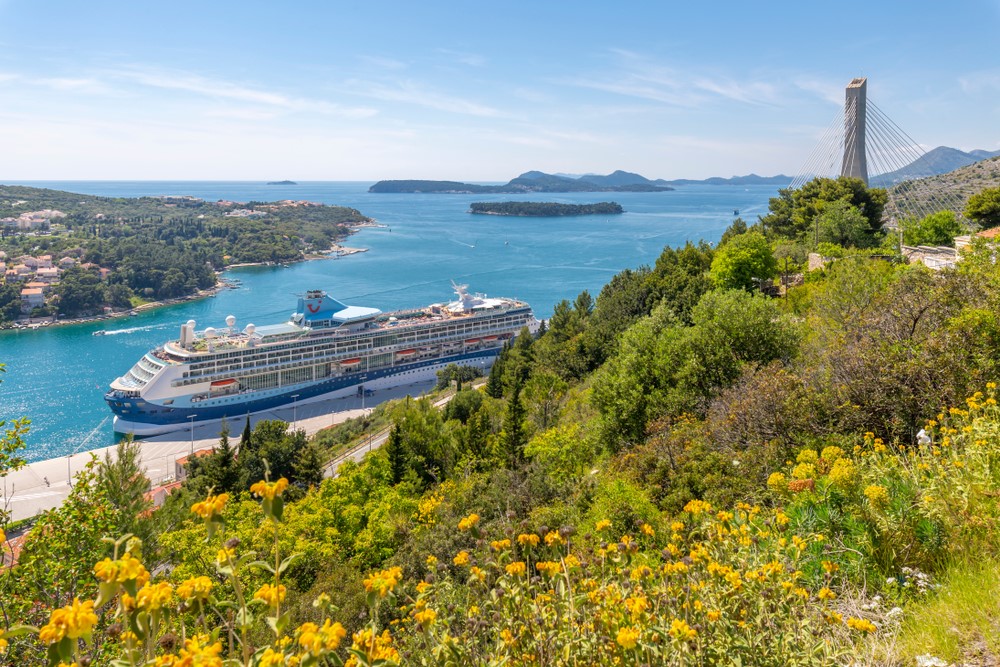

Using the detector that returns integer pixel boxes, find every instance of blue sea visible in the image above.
[0,181,779,461]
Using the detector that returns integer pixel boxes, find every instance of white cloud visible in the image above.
[342,78,505,118]
[435,48,485,67]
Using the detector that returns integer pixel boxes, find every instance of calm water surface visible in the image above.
[0,181,779,461]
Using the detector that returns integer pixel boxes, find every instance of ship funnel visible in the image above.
[179,322,193,347]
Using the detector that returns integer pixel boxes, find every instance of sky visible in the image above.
[0,0,998,181]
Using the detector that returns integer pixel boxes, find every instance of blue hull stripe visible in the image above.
[106,348,499,428]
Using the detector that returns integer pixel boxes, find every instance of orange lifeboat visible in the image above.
[396,349,417,357]
[340,358,362,366]
[483,335,498,341]
[465,338,480,344]
[210,378,238,389]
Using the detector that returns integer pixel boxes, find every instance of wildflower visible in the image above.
[846,617,877,633]
[822,560,840,574]
[640,523,655,537]
[38,598,99,643]
[177,634,223,667]
[670,521,685,532]
[505,561,526,577]
[564,554,581,569]
[469,566,486,582]
[864,484,890,507]
[827,457,856,488]
[767,472,787,492]
[707,610,721,622]
[817,587,836,601]
[457,513,480,531]
[254,583,287,607]
[824,611,843,625]
[413,608,437,627]
[668,618,697,640]
[425,555,438,567]
[821,445,844,462]
[616,626,640,650]
[796,449,819,464]
[348,628,399,664]
[490,539,511,551]
[788,478,815,493]
[536,561,561,577]
[259,647,287,667]
[216,547,235,566]
[363,566,403,598]
[453,551,470,566]
[136,581,174,611]
[191,492,229,521]
[517,533,540,546]
[624,596,649,616]
[683,499,712,515]
[250,478,289,500]
[791,462,816,480]
[775,510,791,526]
[177,576,214,601]
[544,531,564,546]
[297,619,347,657]
[595,519,612,532]
[0,637,6,654]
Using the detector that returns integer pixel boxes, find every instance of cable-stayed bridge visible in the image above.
[791,77,966,224]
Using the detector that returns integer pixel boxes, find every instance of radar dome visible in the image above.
[244,323,256,335]
[226,315,236,327]
[187,320,196,327]
[204,327,217,338]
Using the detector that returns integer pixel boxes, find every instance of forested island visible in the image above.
[6,177,1000,664]
[266,180,297,185]
[469,201,623,216]
[0,185,368,322]
[370,170,674,193]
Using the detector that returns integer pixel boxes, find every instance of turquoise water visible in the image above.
[0,181,779,461]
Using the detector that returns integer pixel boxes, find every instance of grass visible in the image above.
[889,557,1000,665]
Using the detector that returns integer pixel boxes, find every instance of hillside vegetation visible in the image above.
[4,177,1000,665]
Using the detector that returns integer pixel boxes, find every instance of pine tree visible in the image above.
[240,414,253,453]
[486,346,507,399]
[213,424,239,492]
[292,442,325,489]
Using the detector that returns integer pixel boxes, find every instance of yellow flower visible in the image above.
[517,533,540,546]
[0,637,6,654]
[297,619,347,657]
[624,596,649,616]
[668,618,697,640]
[363,566,403,598]
[544,530,564,546]
[864,484,889,507]
[191,492,230,520]
[216,547,235,566]
[39,598,99,643]
[616,626,640,650]
[259,647,287,667]
[250,478,289,500]
[846,617,877,633]
[706,610,721,622]
[821,446,844,462]
[505,561,526,577]
[253,583,287,607]
[824,611,843,625]
[457,513,480,531]
[640,523,655,537]
[453,550,470,566]
[564,554,581,569]
[791,462,816,480]
[827,457,856,488]
[178,635,223,667]
[348,628,399,665]
[176,575,214,601]
[413,608,437,627]
[683,499,712,515]
[595,519,612,532]
[817,587,836,601]
[425,555,438,567]
[94,557,119,583]
[416,581,431,594]
[536,561,562,577]
[136,581,174,611]
[469,566,486,582]
[822,560,840,574]
[767,472,787,492]
[796,449,819,464]
[490,539,511,551]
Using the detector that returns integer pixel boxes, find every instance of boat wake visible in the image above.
[100,325,167,336]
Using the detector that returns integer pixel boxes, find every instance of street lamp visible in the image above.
[291,394,300,430]
[187,414,197,455]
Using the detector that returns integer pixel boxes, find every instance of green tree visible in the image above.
[901,210,964,247]
[384,425,406,485]
[709,231,777,290]
[761,176,887,242]
[96,439,152,544]
[964,187,1000,229]
[499,384,528,468]
[815,199,876,248]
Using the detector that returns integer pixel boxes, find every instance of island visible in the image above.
[0,185,369,324]
[469,201,624,217]
[370,170,674,194]
[266,180,297,185]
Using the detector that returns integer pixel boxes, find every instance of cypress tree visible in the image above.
[499,383,527,469]
[240,415,253,453]
[385,424,407,485]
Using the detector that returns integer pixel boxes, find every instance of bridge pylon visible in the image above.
[841,77,869,185]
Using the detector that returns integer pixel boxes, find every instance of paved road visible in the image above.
[3,379,437,521]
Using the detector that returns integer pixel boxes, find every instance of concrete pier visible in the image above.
[2,379,436,521]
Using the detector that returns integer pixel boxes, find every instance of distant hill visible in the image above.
[368,169,803,194]
[872,146,1000,186]
[887,155,1000,219]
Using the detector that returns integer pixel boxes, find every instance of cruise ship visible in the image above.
[106,285,534,436]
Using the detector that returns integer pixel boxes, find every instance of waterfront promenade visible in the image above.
[3,379,436,522]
